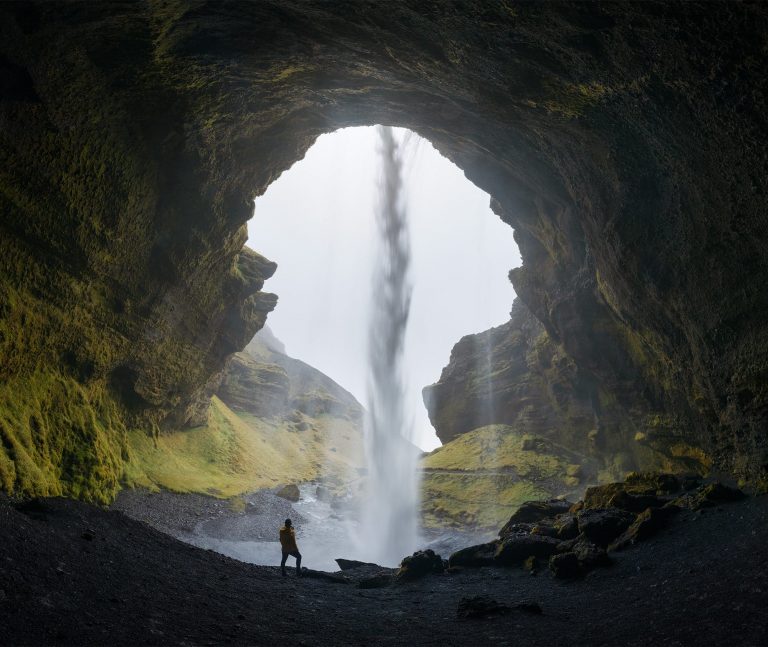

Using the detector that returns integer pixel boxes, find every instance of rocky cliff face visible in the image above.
[217,329,363,424]
[1,2,767,499]
[423,299,707,482]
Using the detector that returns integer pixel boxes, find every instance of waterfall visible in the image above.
[359,126,420,565]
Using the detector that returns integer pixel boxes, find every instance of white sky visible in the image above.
[246,126,520,451]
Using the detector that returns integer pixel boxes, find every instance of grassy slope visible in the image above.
[420,424,590,530]
[123,396,363,497]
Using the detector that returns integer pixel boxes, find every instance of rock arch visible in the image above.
[1,2,767,497]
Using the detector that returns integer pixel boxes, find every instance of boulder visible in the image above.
[298,568,347,584]
[396,549,445,581]
[335,558,381,571]
[609,506,680,551]
[275,484,300,502]
[577,508,636,547]
[494,534,560,566]
[499,499,573,536]
[549,539,609,579]
[448,541,498,568]
[581,473,685,510]
[671,482,745,511]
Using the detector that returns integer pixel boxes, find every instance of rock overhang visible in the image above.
[1,1,767,498]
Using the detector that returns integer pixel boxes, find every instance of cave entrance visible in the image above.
[237,125,521,567]
[246,126,521,452]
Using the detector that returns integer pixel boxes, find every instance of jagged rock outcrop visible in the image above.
[217,329,363,422]
[1,2,767,498]
[423,299,695,482]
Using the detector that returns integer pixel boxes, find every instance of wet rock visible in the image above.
[494,534,560,566]
[577,508,636,547]
[499,500,573,536]
[672,483,745,511]
[549,539,609,579]
[396,549,444,581]
[275,485,300,502]
[335,559,381,571]
[298,568,347,584]
[448,541,498,568]
[316,486,333,502]
[581,473,684,511]
[609,506,680,551]
[457,596,512,620]
[553,514,580,540]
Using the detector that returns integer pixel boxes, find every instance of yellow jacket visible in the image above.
[279,526,298,552]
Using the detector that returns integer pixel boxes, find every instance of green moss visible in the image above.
[122,397,364,497]
[420,424,587,529]
[421,472,548,531]
[0,371,127,504]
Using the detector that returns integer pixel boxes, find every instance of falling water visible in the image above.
[359,126,420,565]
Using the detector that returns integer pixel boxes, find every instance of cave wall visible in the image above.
[1,1,767,499]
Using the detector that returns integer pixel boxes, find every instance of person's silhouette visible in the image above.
[279,518,302,576]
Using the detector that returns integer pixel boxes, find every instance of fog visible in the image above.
[246,126,519,451]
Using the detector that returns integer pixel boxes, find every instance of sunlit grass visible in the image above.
[123,396,363,497]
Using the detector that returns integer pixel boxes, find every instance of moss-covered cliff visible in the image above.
[1,2,767,498]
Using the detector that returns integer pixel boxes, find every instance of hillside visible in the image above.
[420,424,597,530]
[122,329,365,497]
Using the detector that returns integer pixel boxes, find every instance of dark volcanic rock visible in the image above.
[609,506,680,552]
[494,534,561,567]
[448,542,498,568]
[499,500,574,535]
[396,549,445,581]
[577,508,636,547]
[335,559,381,571]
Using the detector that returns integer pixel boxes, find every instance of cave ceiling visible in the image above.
[1,1,767,494]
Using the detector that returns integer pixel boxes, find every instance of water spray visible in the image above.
[359,126,420,565]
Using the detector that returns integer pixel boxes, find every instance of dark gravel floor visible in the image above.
[1,493,767,646]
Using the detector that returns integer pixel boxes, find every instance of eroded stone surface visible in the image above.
[1,2,768,496]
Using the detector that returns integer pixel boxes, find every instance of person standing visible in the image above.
[279,518,302,577]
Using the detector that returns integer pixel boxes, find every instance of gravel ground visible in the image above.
[1,493,767,645]
[112,488,304,543]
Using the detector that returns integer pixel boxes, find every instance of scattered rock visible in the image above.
[275,484,300,502]
[577,508,636,547]
[609,506,680,551]
[448,541,498,568]
[396,549,444,581]
[499,500,573,534]
[457,596,511,620]
[299,568,347,584]
[581,473,686,510]
[335,559,381,571]
[672,483,745,511]
[494,534,560,566]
